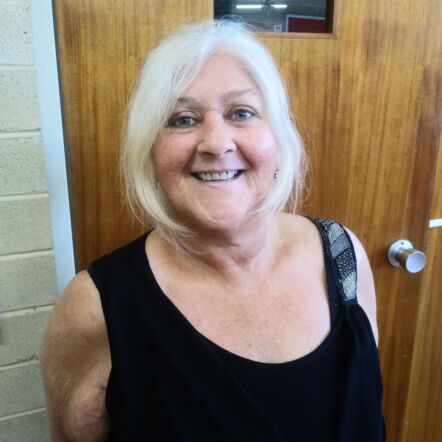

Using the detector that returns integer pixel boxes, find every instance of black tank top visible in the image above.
[88,218,385,441]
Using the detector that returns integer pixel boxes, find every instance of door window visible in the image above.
[214,0,334,33]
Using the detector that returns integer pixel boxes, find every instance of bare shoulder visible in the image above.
[40,271,111,441]
[279,214,379,345]
[47,270,107,337]
[276,213,328,271]
[344,227,379,345]
[277,213,323,249]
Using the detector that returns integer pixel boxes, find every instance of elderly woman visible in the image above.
[41,20,384,442]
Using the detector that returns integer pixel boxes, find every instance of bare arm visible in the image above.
[40,271,111,441]
[345,228,379,345]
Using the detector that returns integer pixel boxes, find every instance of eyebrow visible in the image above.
[176,89,259,106]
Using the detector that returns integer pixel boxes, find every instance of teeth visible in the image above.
[196,170,239,181]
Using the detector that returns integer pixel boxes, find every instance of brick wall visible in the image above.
[0,0,55,440]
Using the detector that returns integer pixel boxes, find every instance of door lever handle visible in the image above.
[387,240,426,273]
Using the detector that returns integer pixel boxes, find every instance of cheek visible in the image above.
[245,132,279,169]
[153,138,193,180]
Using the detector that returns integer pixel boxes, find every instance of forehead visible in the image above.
[181,53,261,99]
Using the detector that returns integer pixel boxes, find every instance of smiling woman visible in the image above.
[153,54,280,236]
[121,20,306,247]
[40,19,385,442]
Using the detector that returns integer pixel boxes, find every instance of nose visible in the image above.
[197,114,236,157]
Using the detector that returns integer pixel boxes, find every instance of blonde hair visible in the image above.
[122,19,307,245]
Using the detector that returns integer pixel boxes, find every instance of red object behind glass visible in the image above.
[287,17,327,33]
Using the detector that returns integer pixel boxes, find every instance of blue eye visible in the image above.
[231,109,254,121]
[167,114,198,129]
[168,115,197,128]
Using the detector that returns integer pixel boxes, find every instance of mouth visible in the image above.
[192,170,243,182]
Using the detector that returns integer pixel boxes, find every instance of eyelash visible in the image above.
[167,107,257,129]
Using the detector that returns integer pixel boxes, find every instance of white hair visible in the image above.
[122,19,307,245]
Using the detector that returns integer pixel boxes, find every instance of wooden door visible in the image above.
[402,140,442,442]
[54,1,441,440]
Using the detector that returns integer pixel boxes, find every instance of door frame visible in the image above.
[30,0,75,293]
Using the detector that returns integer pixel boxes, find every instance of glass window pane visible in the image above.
[214,0,333,33]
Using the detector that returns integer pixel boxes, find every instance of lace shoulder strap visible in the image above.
[310,217,358,305]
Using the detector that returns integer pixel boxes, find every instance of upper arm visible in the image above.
[40,270,111,441]
[345,228,379,345]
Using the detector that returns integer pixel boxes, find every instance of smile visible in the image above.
[193,170,242,182]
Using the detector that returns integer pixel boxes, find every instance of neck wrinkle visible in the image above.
[173,215,279,287]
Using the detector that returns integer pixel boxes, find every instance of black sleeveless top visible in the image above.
[88,218,385,441]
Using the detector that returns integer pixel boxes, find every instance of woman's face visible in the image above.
[153,53,280,235]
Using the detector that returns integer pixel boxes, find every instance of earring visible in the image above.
[273,170,279,179]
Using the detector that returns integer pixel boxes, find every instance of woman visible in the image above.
[41,20,384,441]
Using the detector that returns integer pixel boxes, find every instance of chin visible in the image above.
[200,217,241,233]
[195,211,262,237]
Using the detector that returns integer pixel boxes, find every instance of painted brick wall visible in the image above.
[0,0,54,440]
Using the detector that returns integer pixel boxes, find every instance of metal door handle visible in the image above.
[387,240,426,273]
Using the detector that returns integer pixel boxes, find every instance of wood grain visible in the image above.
[402,134,442,442]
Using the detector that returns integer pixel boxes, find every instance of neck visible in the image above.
[171,214,280,286]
